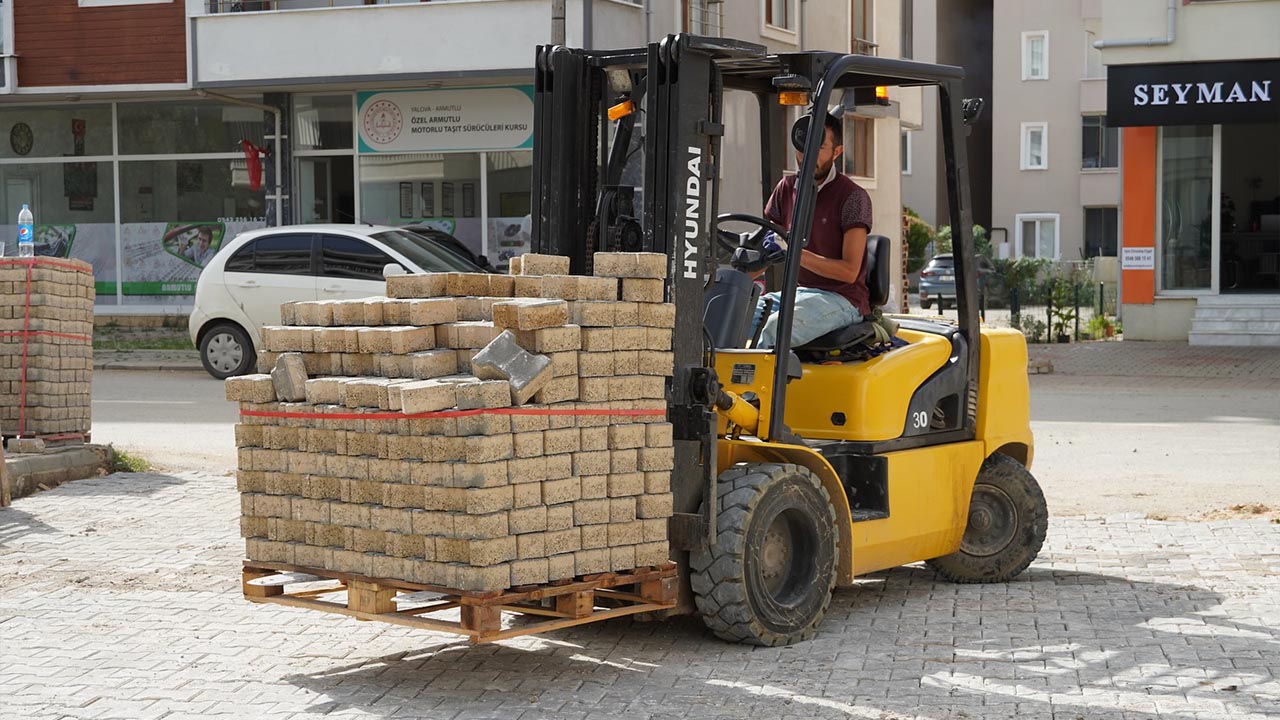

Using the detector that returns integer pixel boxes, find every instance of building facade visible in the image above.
[0,0,912,315]
[990,0,1119,265]
[1098,0,1280,344]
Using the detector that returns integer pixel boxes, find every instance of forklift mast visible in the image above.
[530,35,982,547]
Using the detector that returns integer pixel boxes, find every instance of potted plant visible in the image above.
[1049,278,1076,343]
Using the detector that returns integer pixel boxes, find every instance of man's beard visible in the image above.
[813,157,835,181]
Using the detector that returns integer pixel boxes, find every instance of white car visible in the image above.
[189,224,484,379]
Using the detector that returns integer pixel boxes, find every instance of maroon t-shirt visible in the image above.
[764,172,874,316]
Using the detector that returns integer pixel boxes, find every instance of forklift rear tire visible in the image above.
[926,453,1047,583]
[691,463,837,646]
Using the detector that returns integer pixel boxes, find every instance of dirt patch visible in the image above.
[1147,504,1280,523]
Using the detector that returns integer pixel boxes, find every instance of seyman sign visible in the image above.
[1107,59,1279,127]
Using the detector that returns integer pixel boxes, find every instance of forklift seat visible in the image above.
[794,234,892,355]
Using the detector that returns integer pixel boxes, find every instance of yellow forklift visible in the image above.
[531,35,1047,646]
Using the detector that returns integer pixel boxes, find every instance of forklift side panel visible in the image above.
[977,328,1035,469]
[849,440,985,576]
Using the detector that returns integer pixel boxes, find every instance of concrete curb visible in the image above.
[93,362,205,372]
[2,445,113,504]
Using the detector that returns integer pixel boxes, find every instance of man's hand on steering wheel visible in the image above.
[715,213,790,274]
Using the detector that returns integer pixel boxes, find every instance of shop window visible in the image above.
[1021,122,1048,170]
[118,100,265,155]
[0,106,114,159]
[0,160,118,303]
[121,159,266,223]
[842,116,874,179]
[486,151,533,268]
[1160,126,1213,291]
[1082,116,1118,170]
[1016,213,1058,259]
[321,234,392,280]
[1022,31,1048,81]
[1084,207,1118,257]
[294,94,354,151]
[360,152,483,254]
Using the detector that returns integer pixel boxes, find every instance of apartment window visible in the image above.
[842,116,874,179]
[684,0,723,36]
[1022,31,1049,81]
[901,0,913,59]
[1082,116,1118,169]
[0,0,11,91]
[1021,122,1048,170]
[852,0,875,55]
[901,131,912,175]
[764,0,795,31]
[1084,207,1118,258]
[1016,213,1059,259]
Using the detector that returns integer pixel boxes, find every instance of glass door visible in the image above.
[1219,122,1280,293]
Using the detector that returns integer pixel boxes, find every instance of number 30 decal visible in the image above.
[911,411,929,429]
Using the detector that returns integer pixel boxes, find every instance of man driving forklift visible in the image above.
[752,112,874,348]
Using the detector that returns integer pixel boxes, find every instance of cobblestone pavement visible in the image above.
[3,472,1278,720]
[1025,340,1280,380]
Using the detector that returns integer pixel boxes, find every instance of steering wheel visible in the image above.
[715,212,790,254]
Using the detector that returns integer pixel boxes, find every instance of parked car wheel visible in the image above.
[200,322,254,379]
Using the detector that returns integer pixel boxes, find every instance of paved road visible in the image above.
[91,369,238,473]
[2,472,1277,719]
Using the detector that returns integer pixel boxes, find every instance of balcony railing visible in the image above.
[853,37,878,56]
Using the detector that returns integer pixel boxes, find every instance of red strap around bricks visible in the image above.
[240,407,668,421]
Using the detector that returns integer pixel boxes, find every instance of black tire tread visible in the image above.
[690,463,837,646]
[926,452,1048,584]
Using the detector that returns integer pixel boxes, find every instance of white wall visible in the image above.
[901,0,939,226]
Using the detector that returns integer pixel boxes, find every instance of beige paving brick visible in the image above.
[542,427,580,455]
[507,456,548,484]
[607,472,645,498]
[638,302,676,328]
[456,413,512,436]
[509,505,547,534]
[546,502,575,532]
[451,511,509,540]
[646,329,673,351]
[638,446,675,471]
[538,274,581,300]
[621,278,663,303]
[455,563,511,592]
[607,520,644,547]
[512,482,542,509]
[573,498,610,526]
[592,252,637,278]
[518,253,570,276]
[608,423,647,449]
[409,349,458,379]
[609,497,637,523]
[544,527,581,556]
[446,272,492,297]
[636,492,674,519]
[577,276,619,301]
[612,326,648,351]
[515,325,581,353]
[547,552,576,581]
[634,541,669,566]
[488,275,515,297]
[455,380,511,410]
[491,298,570,331]
[465,433,514,463]
[580,327,614,352]
[577,351,614,377]
[226,374,277,403]
[532,375,579,404]
[612,350,639,375]
[574,548,610,575]
[645,423,674,447]
[513,274,543,298]
[548,350,578,377]
[570,300,616,327]
[540,477,580,505]
[515,532,545,560]
[510,557,549,586]
[579,427,608,452]
[572,450,611,476]
[406,297,459,326]
[387,273,448,298]
[609,449,638,474]
[507,255,523,274]
[609,545,637,572]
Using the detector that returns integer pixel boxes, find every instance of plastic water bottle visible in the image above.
[17,204,34,258]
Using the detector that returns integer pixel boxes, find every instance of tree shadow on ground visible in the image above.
[0,505,57,546]
[0,472,195,544]
[282,565,1275,720]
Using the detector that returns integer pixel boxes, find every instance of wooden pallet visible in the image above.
[242,560,679,644]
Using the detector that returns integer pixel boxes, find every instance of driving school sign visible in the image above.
[357,86,535,154]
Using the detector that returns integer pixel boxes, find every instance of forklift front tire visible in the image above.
[691,463,838,646]
[927,452,1048,583]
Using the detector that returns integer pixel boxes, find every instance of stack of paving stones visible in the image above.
[229,253,676,593]
[0,259,94,437]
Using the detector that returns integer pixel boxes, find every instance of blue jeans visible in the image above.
[752,287,861,348]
